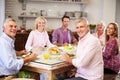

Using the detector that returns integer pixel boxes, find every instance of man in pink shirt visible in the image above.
[61,18,103,80]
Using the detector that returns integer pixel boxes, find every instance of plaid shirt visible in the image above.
[103,37,120,73]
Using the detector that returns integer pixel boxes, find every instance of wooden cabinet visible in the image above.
[15,32,29,51]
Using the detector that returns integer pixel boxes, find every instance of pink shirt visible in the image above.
[25,30,54,51]
[72,32,103,80]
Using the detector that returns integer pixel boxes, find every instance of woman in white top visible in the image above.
[25,16,55,80]
[25,16,54,52]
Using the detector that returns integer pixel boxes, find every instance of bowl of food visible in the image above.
[49,47,61,55]
[66,52,76,58]
[64,45,75,51]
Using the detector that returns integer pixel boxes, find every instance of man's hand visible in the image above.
[67,70,76,78]
[16,50,28,56]
[24,53,38,64]
[21,50,28,55]
[60,53,72,64]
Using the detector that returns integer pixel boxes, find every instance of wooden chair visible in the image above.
[11,78,35,80]
[104,73,117,80]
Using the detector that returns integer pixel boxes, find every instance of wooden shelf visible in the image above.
[18,0,88,25]
[19,0,88,4]
[19,0,87,10]
[18,15,77,19]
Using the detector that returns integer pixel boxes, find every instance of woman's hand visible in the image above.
[63,42,68,46]
[32,46,44,52]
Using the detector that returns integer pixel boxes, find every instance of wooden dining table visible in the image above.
[21,46,76,80]
[22,61,75,80]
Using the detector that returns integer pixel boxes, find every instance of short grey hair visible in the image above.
[97,21,105,29]
[75,17,89,25]
[3,18,16,27]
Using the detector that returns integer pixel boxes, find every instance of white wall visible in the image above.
[85,0,116,25]
[0,0,5,35]
[85,0,104,24]
[116,0,120,45]
[25,1,81,31]
[4,0,117,31]
[103,0,116,25]
[5,0,23,29]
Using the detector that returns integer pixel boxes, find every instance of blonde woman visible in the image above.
[25,16,55,80]
[25,16,54,52]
